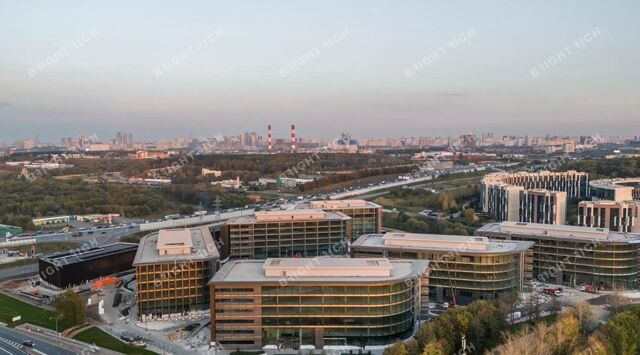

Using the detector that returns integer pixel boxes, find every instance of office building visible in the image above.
[476,221,640,290]
[133,227,220,321]
[39,243,138,289]
[209,258,428,349]
[578,200,640,233]
[221,210,352,259]
[481,170,588,224]
[306,200,383,237]
[351,233,534,304]
[589,178,640,201]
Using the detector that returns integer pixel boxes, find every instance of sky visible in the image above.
[0,0,639,142]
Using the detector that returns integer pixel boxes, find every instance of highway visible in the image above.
[0,326,75,355]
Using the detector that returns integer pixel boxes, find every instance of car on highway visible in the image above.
[22,340,35,348]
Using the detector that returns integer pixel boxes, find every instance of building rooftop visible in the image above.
[157,229,193,255]
[352,232,534,254]
[476,221,640,243]
[264,258,393,277]
[590,177,640,190]
[307,199,382,209]
[133,227,219,265]
[209,257,428,284]
[226,210,351,224]
[41,243,138,265]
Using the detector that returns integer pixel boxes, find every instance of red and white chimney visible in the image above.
[291,124,296,152]
[267,124,272,152]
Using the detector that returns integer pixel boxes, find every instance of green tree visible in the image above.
[422,344,443,355]
[55,289,86,327]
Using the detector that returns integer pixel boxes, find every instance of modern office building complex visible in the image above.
[306,200,383,238]
[39,243,138,288]
[476,222,640,290]
[481,170,588,224]
[589,178,640,201]
[578,200,640,233]
[220,210,352,259]
[209,258,428,349]
[351,233,533,304]
[134,227,220,321]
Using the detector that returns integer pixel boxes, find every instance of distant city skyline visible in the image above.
[1,1,639,141]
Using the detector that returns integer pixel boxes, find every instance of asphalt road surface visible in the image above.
[0,326,75,355]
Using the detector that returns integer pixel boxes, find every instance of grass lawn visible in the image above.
[74,327,157,355]
[0,293,71,330]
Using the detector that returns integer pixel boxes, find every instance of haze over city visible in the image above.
[1,0,639,141]
[3,2,640,355]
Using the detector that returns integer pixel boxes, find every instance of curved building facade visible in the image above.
[481,170,589,225]
[477,222,640,290]
[351,232,534,304]
[209,258,428,349]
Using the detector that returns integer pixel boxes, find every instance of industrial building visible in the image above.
[578,200,640,233]
[481,170,588,224]
[220,210,352,259]
[32,215,71,226]
[133,227,220,321]
[39,243,138,288]
[209,258,428,349]
[306,199,383,237]
[476,221,640,290]
[351,232,534,304]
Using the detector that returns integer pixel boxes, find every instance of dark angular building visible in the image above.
[39,243,138,288]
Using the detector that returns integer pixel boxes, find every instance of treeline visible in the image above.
[375,185,478,213]
[384,299,508,355]
[0,175,249,229]
[300,165,416,192]
[561,157,640,179]
[385,298,640,355]
[492,304,640,355]
[383,211,475,236]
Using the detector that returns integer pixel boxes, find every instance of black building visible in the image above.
[39,243,138,288]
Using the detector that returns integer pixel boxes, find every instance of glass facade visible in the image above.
[222,219,351,259]
[136,260,214,320]
[353,249,527,304]
[212,281,420,349]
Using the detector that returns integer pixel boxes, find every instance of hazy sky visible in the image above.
[1,0,639,142]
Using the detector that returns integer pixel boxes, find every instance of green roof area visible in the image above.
[0,224,23,235]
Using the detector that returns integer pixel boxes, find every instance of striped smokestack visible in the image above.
[291,124,296,152]
[267,124,272,152]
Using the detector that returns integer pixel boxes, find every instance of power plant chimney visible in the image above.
[267,124,272,152]
[291,124,296,152]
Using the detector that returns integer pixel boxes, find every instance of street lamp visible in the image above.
[49,314,63,343]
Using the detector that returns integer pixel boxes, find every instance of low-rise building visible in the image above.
[221,210,352,259]
[351,232,534,304]
[39,243,138,289]
[209,257,428,349]
[133,227,220,321]
[32,215,71,226]
[476,221,640,290]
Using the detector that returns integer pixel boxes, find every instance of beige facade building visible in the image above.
[578,200,640,233]
[209,258,428,349]
[133,227,220,321]
[307,200,382,238]
[221,210,352,259]
[481,170,588,224]
[351,232,533,304]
